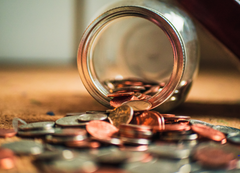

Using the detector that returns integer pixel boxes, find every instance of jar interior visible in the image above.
[90,16,174,94]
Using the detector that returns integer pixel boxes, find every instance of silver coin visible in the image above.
[19,121,55,131]
[17,128,56,137]
[86,110,107,114]
[121,137,150,145]
[91,136,122,146]
[34,149,63,161]
[46,134,87,144]
[148,143,191,159]
[122,100,152,111]
[95,149,130,165]
[1,140,44,155]
[227,134,240,145]
[190,119,214,127]
[47,154,98,173]
[53,128,87,137]
[65,112,86,116]
[78,113,108,122]
[213,125,240,136]
[161,133,198,141]
[56,115,87,127]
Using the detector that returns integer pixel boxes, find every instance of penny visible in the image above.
[163,124,191,132]
[108,105,133,128]
[46,134,87,144]
[66,140,100,148]
[17,128,56,137]
[0,129,17,138]
[122,100,152,111]
[56,115,87,127]
[19,121,55,131]
[53,128,87,137]
[0,148,16,169]
[78,113,108,122]
[131,111,161,127]
[86,120,119,139]
[110,95,139,108]
[191,124,226,142]
[1,140,44,155]
[161,133,198,141]
[112,86,145,93]
[194,146,236,169]
[107,92,135,98]
[133,92,147,100]
[119,124,152,139]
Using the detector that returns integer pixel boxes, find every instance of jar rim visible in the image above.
[77,5,186,109]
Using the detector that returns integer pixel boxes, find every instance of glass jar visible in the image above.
[77,0,199,112]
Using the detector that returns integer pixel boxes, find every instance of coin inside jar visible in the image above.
[78,113,108,122]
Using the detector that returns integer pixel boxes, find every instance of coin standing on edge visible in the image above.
[108,105,134,128]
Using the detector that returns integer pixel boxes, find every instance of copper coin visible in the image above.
[107,92,135,98]
[0,129,17,138]
[112,86,145,93]
[133,93,147,100]
[65,140,100,149]
[119,124,152,139]
[162,114,176,117]
[110,95,139,108]
[86,120,119,139]
[164,124,191,132]
[122,100,152,111]
[0,148,16,169]
[191,124,226,142]
[131,111,161,127]
[194,146,236,169]
[108,105,133,128]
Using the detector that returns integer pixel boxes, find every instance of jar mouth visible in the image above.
[77,6,185,109]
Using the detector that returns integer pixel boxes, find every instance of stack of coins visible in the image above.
[17,121,56,137]
[1,105,240,172]
[104,78,190,108]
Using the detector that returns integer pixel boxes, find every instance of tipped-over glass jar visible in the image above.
[77,0,199,112]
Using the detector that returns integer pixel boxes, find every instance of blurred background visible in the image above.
[0,0,239,70]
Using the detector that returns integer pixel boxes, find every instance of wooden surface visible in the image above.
[0,65,239,172]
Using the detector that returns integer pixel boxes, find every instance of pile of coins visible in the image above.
[103,78,190,108]
[1,103,240,172]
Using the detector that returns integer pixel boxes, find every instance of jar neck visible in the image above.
[77,5,186,109]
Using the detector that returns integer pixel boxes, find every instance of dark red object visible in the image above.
[178,0,240,60]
